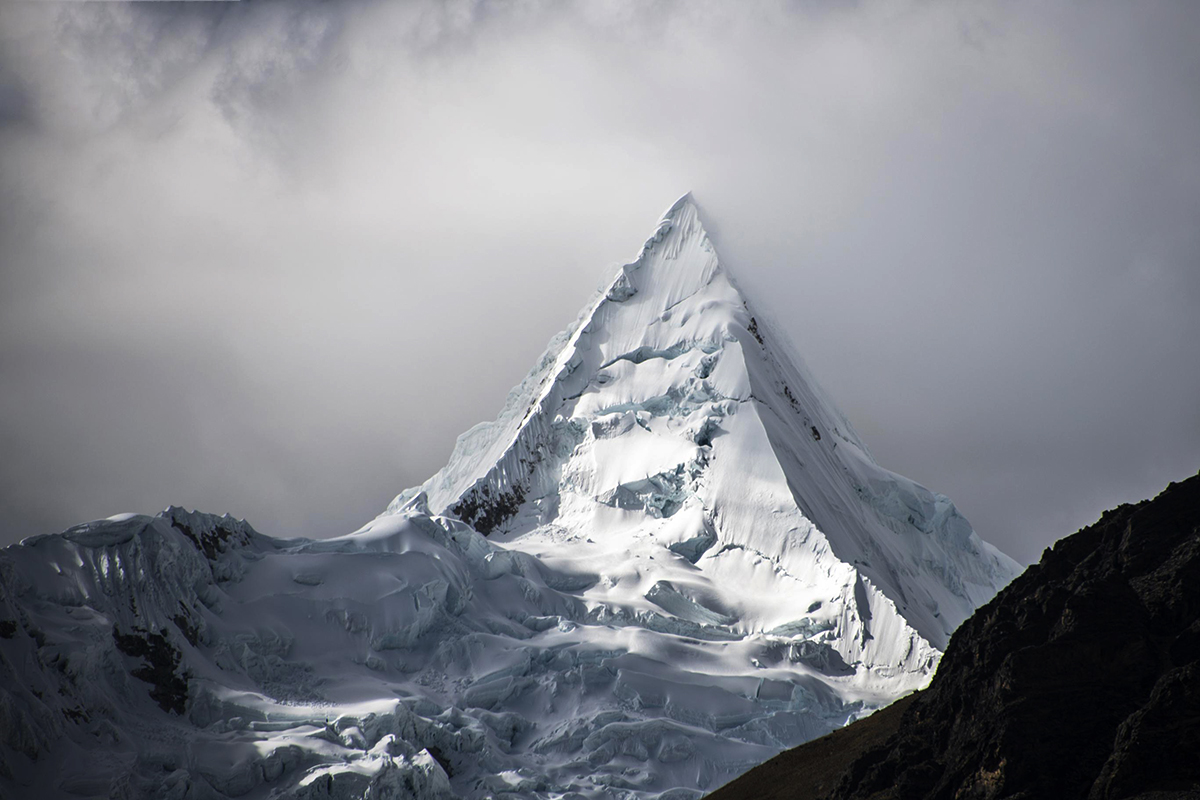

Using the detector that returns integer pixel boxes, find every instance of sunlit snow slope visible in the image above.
[0,195,1018,800]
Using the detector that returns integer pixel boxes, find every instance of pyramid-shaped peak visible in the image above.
[613,192,727,314]
[661,190,699,221]
[390,196,1017,650]
[628,192,710,260]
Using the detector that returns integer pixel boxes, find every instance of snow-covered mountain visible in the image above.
[0,195,1019,799]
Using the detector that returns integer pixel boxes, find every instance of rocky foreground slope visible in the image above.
[709,472,1200,800]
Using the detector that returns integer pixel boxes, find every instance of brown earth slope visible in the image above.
[709,472,1200,800]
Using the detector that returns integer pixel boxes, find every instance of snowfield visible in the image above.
[0,195,1018,799]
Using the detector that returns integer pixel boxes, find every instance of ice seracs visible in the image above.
[0,194,1019,799]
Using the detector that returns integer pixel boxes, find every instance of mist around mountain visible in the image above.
[708,472,1200,800]
[0,196,1016,799]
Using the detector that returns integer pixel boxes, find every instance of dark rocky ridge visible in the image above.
[710,472,1200,800]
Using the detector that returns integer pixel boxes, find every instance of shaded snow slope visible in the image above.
[0,195,1018,799]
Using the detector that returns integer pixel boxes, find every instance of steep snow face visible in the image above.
[0,195,1018,800]
[391,193,1018,653]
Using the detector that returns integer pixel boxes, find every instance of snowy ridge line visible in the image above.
[1,193,1019,799]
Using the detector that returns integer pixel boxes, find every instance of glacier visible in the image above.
[0,194,1019,799]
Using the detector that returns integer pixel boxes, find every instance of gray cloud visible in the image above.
[1,0,1197,564]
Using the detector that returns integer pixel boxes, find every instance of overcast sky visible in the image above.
[1,1,1197,565]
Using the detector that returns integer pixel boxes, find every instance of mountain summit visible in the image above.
[392,192,1017,652]
[0,195,1017,799]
